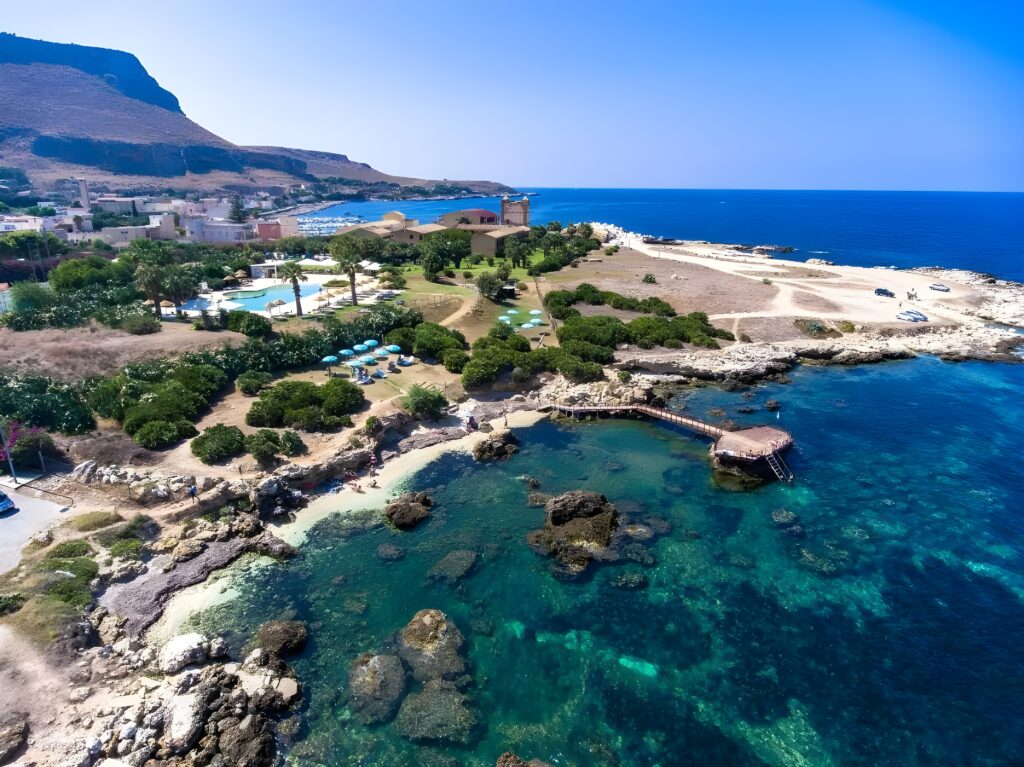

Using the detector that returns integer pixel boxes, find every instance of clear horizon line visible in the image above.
[500,186,1024,194]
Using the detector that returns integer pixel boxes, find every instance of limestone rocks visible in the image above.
[385,492,433,530]
[347,653,407,725]
[252,620,308,657]
[542,378,654,408]
[496,753,552,767]
[428,550,478,583]
[0,710,28,764]
[158,633,209,673]
[398,609,466,683]
[472,429,519,461]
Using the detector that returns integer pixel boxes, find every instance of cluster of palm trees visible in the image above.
[275,235,376,318]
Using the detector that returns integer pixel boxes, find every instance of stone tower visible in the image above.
[500,195,530,227]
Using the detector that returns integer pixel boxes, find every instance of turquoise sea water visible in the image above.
[305,189,1024,280]
[187,356,1024,766]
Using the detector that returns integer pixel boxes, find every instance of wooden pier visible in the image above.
[552,403,795,481]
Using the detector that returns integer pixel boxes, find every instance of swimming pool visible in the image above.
[178,283,325,313]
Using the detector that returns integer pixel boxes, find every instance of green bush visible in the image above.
[108,538,144,560]
[320,378,365,416]
[191,424,246,464]
[133,420,189,449]
[838,320,856,333]
[38,556,99,607]
[642,273,657,284]
[385,327,416,354]
[245,429,284,463]
[278,430,306,456]
[560,339,615,364]
[617,370,632,383]
[226,310,272,337]
[558,355,604,383]
[442,349,470,373]
[237,371,274,395]
[401,385,448,420]
[0,593,27,616]
[119,313,162,335]
[46,540,93,558]
[412,322,464,359]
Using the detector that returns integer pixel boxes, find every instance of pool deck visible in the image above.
[167,273,385,317]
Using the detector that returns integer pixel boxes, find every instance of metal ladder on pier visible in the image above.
[765,451,794,482]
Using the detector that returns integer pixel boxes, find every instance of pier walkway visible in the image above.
[552,403,794,480]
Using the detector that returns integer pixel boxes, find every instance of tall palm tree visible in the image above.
[329,236,364,307]
[278,261,307,316]
[133,261,166,316]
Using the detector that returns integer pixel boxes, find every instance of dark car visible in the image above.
[874,288,895,297]
[0,491,16,514]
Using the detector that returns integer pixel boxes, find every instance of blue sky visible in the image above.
[5,0,1024,190]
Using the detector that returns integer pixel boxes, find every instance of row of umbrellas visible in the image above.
[322,341,403,368]
[500,308,544,331]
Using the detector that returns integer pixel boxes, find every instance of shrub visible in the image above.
[245,429,285,463]
[120,314,161,335]
[1,423,60,469]
[617,370,632,383]
[412,322,464,359]
[237,371,274,396]
[558,355,604,383]
[442,349,470,373]
[664,338,683,349]
[762,278,773,285]
[642,274,657,284]
[108,538,144,560]
[226,310,272,337]
[278,430,306,456]
[133,420,185,449]
[69,511,122,532]
[462,271,473,279]
[838,320,856,333]
[401,385,448,420]
[560,339,615,364]
[38,556,99,607]
[385,327,416,354]
[516,281,528,292]
[320,378,365,416]
[0,593,27,616]
[191,424,246,464]
[511,366,530,383]
[444,269,456,278]
[46,540,93,558]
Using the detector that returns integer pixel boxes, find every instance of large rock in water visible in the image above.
[253,620,308,657]
[526,491,620,577]
[348,653,407,724]
[497,753,553,767]
[397,609,466,683]
[428,549,478,583]
[472,429,519,461]
[396,679,476,745]
[385,492,433,530]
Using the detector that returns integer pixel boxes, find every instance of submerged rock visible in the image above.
[376,542,407,561]
[253,620,308,657]
[396,679,476,745]
[398,609,467,683]
[497,753,552,767]
[527,492,552,507]
[429,550,479,583]
[348,653,407,725]
[385,492,434,530]
[771,509,798,526]
[612,571,649,590]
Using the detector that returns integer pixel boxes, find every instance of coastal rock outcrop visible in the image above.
[397,609,467,683]
[158,633,209,673]
[0,710,28,763]
[385,492,434,530]
[527,491,621,577]
[472,429,519,461]
[348,653,407,725]
[497,753,553,767]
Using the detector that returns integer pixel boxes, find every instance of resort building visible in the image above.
[439,209,499,227]
[0,215,45,233]
[334,211,419,239]
[391,222,447,245]
[470,225,530,257]
[256,216,300,242]
[95,213,177,247]
[501,195,530,226]
[183,217,257,244]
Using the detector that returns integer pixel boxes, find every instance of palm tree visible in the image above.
[329,236,364,307]
[278,261,307,316]
[133,261,166,316]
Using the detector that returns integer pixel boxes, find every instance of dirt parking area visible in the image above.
[0,322,247,380]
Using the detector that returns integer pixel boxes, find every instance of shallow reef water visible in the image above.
[187,357,1024,766]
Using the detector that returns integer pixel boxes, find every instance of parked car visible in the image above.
[897,310,928,322]
[875,288,895,297]
[0,491,17,514]
[929,283,951,292]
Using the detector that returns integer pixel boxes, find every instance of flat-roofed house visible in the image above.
[439,209,499,227]
[391,222,447,245]
[334,212,419,240]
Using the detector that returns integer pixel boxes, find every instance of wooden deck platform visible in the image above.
[552,404,794,463]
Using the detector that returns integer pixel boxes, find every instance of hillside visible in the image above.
[0,34,512,195]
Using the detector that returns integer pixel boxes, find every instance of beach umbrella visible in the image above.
[506,309,519,315]
[375,350,390,359]
[361,355,377,364]
[321,355,339,364]
[364,339,379,348]
[347,360,363,368]
[353,344,369,353]
[520,323,535,330]
[385,345,402,353]
[339,349,355,357]
[234,269,249,278]
[529,309,543,316]
[499,316,512,323]
[142,299,154,306]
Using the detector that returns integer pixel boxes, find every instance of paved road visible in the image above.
[0,487,71,573]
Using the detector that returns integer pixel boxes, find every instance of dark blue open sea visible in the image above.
[208,190,1024,764]
[306,189,1024,280]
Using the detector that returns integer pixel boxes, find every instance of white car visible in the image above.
[929,283,951,292]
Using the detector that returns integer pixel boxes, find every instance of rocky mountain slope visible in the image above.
[0,34,511,194]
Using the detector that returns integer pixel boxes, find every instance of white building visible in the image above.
[184,217,256,244]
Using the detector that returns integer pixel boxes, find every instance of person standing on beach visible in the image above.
[187,484,197,504]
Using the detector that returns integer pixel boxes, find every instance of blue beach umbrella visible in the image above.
[375,350,389,359]
[361,355,377,364]
[529,309,543,316]
[364,339,379,348]
[321,355,339,364]
[499,316,512,323]
[520,323,535,330]
[353,344,369,353]
[346,360,363,368]
[339,349,355,357]
[506,309,519,315]
[385,345,402,353]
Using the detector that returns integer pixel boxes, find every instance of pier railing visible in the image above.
[552,403,726,439]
